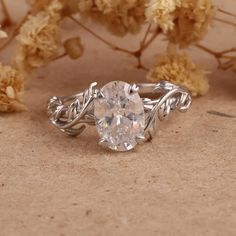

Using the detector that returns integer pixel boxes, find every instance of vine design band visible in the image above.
[47,80,192,151]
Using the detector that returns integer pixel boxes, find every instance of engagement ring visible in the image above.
[47,80,192,151]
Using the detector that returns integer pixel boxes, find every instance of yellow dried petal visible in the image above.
[145,0,181,33]
[79,0,146,36]
[168,0,215,47]
[6,86,15,99]
[0,30,7,39]
[15,1,62,72]
[0,64,25,113]
[147,51,209,96]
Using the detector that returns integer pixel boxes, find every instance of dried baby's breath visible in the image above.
[146,0,215,46]
[0,64,26,112]
[26,0,51,12]
[145,0,181,33]
[147,50,209,96]
[78,0,93,13]
[28,0,83,15]
[15,0,62,71]
[79,0,147,36]
[168,0,215,47]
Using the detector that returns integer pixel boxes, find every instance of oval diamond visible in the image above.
[94,81,145,151]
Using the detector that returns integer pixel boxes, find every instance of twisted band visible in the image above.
[47,80,192,151]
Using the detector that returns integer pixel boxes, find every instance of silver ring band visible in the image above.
[47,80,192,151]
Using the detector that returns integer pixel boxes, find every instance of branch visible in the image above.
[0,12,29,51]
[196,43,236,70]
[69,16,160,71]
[140,24,151,48]
[218,8,236,18]
[69,16,134,55]
[214,17,236,27]
[0,0,13,27]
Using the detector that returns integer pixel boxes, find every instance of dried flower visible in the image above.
[146,0,214,46]
[26,0,51,12]
[219,59,236,72]
[168,0,215,47]
[64,37,84,59]
[28,0,82,15]
[79,0,147,36]
[147,51,209,96]
[15,0,62,72]
[0,64,26,112]
[145,0,181,33]
[78,0,93,13]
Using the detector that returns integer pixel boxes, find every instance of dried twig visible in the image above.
[0,0,13,27]
[69,16,160,70]
[214,17,236,27]
[0,12,29,51]
[196,43,236,69]
[218,8,236,18]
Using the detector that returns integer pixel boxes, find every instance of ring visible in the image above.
[47,80,192,151]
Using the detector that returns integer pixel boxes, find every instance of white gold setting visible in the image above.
[47,80,192,152]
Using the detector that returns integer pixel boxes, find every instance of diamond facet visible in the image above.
[94,81,145,151]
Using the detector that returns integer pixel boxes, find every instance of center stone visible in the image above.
[94,81,145,151]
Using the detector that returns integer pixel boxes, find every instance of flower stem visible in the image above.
[195,44,219,56]
[0,13,29,51]
[218,8,236,18]
[54,52,67,61]
[220,47,236,54]
[69,16,159,71]
[0,0,13,27]
[134,26,160,71]
[196,44,236,57]
[143,27,160,50]
[69,16,134,55]
[214,17,236,27]
[196,43,236,70]
[140,24,152,48]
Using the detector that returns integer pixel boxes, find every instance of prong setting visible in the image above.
[98,138,108,148]
[128,83,139,94]
[135,134,147,144]
[95,90,105,99]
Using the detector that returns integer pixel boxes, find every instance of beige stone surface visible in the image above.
[0,1,236,236]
